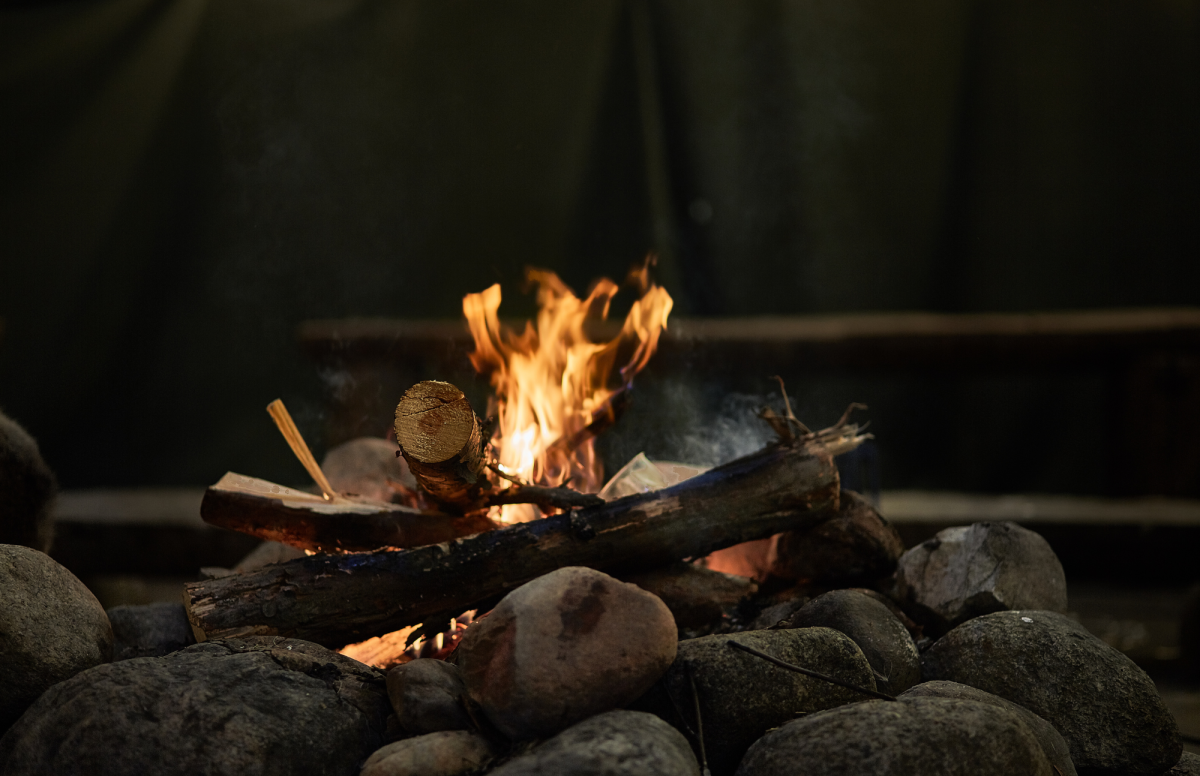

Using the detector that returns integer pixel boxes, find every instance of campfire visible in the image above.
[0,270,1188,776]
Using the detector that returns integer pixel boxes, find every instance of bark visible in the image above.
[200,484,498,554]
[183,434,856,647]
[393,380,488,511]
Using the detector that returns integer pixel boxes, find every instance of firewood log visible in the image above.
[183,429,862,647]
[393,381,489,511]
[199,473,498,553]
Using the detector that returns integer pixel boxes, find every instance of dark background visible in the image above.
[1,0,1197,493]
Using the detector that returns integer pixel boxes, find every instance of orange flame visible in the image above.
[463,265,673,522]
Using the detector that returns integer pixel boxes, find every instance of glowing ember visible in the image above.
[463,265,673,522]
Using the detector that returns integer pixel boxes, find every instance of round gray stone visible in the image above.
[891,521,1067,635]
[920,609,1181,775]
[0,637,391,776]
[107,602,195,660]
[659,627,876,775]
[0,412,56,553]
[900,680,1076,776]
[1167,752,1200,775]
[361,730,498,776]
[386,658,473,734]
[456,567,677,740]
[783,589,921,695]
[488,710,699,776]
[0,545,113,733]
[735,696,1054,776]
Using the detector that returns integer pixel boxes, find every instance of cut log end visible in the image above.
[394,381,482,465]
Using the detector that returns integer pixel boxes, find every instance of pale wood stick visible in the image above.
[266,399,338,501]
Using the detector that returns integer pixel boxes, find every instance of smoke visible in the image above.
[662,392,781,468]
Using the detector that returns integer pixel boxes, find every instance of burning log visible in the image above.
[183,425,864,647]
[199,473,498,554]
[393,381,490,512]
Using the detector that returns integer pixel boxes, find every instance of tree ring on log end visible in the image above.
[395,381,480,464]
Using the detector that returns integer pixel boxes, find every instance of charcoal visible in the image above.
[770,490,903,584]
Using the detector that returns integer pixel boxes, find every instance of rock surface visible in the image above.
[735,696,1054,776]
[386,658,473,734]
[921,609,1181,775]
[900,680,1076,776]
[781,589,920,695]
[650,627,876,775]
[322,436,414,503]
[0,545,112,732]
[488,710,699,776]
[0,637,391,776]
[620,562,756,632]
[361,730,497,776]
[0,413,56,552]
[891,521,1067,634]
[455,566,677,740]
[108,602,195,660]
[770,490,903,584]
[1167,752,1200,775]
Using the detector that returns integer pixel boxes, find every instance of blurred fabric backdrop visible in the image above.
[1,0,1197,492]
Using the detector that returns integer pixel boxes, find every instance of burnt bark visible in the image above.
[183,438,845,647]
[199,488,498,554]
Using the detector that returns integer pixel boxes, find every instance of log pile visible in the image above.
[183,408,866,647]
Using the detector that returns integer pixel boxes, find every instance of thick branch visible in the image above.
[184,437,852,647]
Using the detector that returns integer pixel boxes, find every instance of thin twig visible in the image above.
[266,399,338,501]
[770,375,812,434]
[727,640,896,702]
[687,664,712,776]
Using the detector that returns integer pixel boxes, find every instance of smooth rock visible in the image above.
[107,602,195,660]
[620,562,756,632]
[891,521,1067,634]
[1167,752,1200,775]
[735,696,1054,776]
[456,567,677,740]
[0,413,56,552]
[0,637,391,776]
[361,730,497,776]
[649,627,876,775]
[770,490,903,584]
[0,545,112,732]
[323,437,414,503]
[900,680,1076,776]
[488,710,699,776]
[921,610,1181,775]
[781,589,921,695]
[386,659,473,734]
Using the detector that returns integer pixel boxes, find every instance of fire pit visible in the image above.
[0,271,1196,776]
